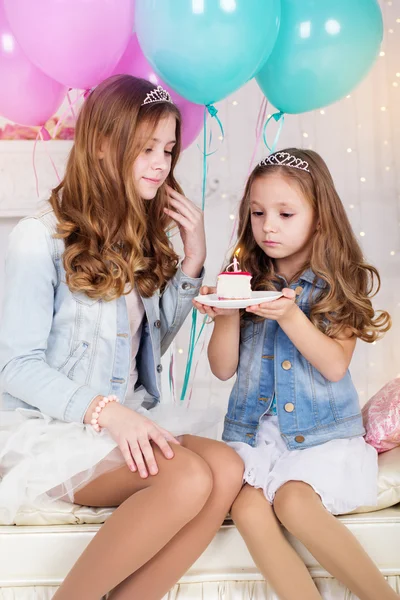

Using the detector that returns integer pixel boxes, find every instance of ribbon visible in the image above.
[180,103,224,401]
[262,110,285,154]
[33,126,61,197]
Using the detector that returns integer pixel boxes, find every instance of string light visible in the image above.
[178,348,184,354]
[381,106,387,111]
[347,148,353,153]
[360,177,366,182]
[232,100,238,106]
[360,231,366,236]
[303,132,309,138]
[349,204,355,209]
[391,251,396,256]
[220,156,226,162]
[221,192,227,198]
[380,51,386,57]
[320,109,325,115]
[229,214,235,220]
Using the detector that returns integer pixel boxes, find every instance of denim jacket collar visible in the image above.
[276,268,328,290]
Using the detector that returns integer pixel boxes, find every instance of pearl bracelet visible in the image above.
[91,394,119,432]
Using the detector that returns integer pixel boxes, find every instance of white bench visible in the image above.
[0,504,399,599]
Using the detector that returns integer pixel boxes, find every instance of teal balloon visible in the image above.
[135,0,281,105]
[256,0,383,114]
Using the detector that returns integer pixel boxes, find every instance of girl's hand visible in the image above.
[97,402,180,478]
[246,287,297,322]
[193,285,240,319]
[164,185,206,277]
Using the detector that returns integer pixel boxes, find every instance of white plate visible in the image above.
[194,290,283,309]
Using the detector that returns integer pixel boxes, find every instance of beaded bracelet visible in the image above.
[91,394,119,432]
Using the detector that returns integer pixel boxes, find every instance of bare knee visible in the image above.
[208,444,244,501]
[273,480,320,532]
[231,484,273,526]
[159,449,213,518]
[181,437,244,506]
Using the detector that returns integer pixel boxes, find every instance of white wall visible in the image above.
[0,0,399,418]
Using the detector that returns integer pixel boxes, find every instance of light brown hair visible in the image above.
[232,148,391,342]
[49,75,182,300]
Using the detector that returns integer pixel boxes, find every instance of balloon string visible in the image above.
[180,104,224,401]
[33,127,61,197]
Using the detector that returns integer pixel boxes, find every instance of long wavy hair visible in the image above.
[231,148,391,342]
[49,75,182,300]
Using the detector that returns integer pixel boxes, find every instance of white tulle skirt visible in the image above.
[0,390,221,525]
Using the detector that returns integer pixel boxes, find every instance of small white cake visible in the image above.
[217,271,252,300]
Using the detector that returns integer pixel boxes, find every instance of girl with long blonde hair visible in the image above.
[195,148,396,600]
[0,75,243,599]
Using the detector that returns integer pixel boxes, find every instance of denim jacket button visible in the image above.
[282,360,292,370]
[182,282,192,290]
[154,320,161,329]
[156,364,163,373]
[294,286,303,296]
[284,402,295,413]
[295,435,305,443]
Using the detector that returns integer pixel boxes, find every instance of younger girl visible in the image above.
[0,75,243,600]
[195,149,396,600]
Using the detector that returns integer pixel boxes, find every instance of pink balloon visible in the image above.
[112,35,204,150]
[4,0,134,89]
[0,2,66,126]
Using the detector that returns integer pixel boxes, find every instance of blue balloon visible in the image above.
[256,0,383,114]
[135,0,281,105]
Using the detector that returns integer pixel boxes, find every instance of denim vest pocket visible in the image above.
[56,341,89,378]
[72,291,100,307]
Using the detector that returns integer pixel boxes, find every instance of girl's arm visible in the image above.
[278,305,356,382]
[193,287,240,381]
[159,265,204,355]
[207,312,240,380]
[0,218,100,423]
[160,186,206,354]
[246,288,356,382]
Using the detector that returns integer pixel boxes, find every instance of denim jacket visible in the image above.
[222,270,365,450]
[0,209,203,423]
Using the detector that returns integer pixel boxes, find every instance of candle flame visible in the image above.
[234,247,241,257]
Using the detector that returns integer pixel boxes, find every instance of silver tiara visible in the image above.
[141,85,173,106]
[259,152,310,173]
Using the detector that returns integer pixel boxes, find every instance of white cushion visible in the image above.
[353,446,400,513]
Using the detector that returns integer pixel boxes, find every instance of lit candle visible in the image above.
[233,248,240,272]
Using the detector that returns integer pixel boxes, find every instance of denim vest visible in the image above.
[0,209,203,423]
[222,270,365,450]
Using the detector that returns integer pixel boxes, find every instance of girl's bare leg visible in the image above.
[273,481,399,600]
[231,484,321,600]
[53,442,213,600]
[108,435,244,600]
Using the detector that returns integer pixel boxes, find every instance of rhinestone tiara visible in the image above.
[141,85,173,106]
[258,151,310,173]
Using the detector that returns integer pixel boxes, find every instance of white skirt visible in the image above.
[228,416,378,515]
[0,390,221,525]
